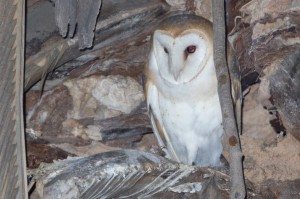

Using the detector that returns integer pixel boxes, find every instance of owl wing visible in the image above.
[227,44,242,134]
[145,80,180,161]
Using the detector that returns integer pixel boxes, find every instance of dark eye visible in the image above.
[164,47,169,54]
[186,45,196,54]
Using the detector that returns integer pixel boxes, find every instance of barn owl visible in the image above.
[145,14,241,166]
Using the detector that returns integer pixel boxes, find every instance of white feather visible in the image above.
[147,81,180,161]
[147,31,223,166]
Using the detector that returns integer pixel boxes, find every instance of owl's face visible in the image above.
[153,29,211,84]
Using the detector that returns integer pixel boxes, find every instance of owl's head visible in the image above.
[151,14,213,84]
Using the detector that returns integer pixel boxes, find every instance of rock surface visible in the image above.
[28,150,232,199]
[229,0,300,140]
[27,75,146,143]
[165,0,212,21]
[25,0,300,198]
[241,85,300,185]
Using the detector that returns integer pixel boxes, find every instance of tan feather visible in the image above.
[149,107,180,162]
[145,76,180,162]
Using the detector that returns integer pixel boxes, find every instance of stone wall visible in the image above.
[25,0,300,195]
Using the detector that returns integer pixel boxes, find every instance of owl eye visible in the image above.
[186,45,196,54]
[164,47,169,54]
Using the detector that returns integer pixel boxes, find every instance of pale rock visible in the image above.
[240,0,300,24]
[241,84,300,184]
[64,75,144,120]
[165,0,186,8]
[242,133,300,184]
[92,75,145,114]
[62,119,103,141]
[165,0,212,21]
[61,75,144,141]
[242,84,275,140]
[64,76,99,119]
[169,182,203,193]
[54,142,119,156]
[26,128,42,138]
[85,125,102,141]
[62,119,89,140]
[252,17,295,40]
[256,74,273,109]
[194,0,212,21]
[43,178,80,199]
[38,111,48,124]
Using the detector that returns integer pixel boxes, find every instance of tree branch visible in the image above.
[212,0,246,198]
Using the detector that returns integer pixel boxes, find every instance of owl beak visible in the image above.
[169,53,183,81]
[173,72,180,81]
[169,63,182,81]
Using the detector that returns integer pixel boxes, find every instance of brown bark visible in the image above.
[0,0,27,197]
[212,0,245,198]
